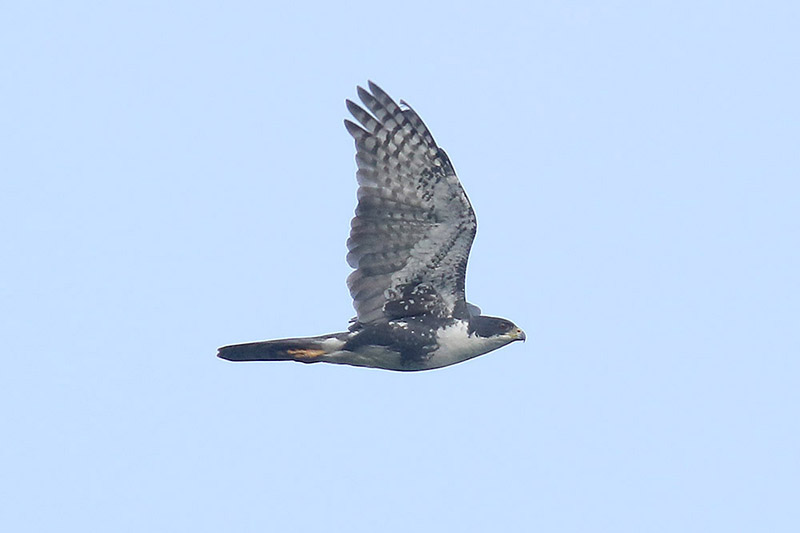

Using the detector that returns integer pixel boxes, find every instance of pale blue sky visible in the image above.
[2,1,799,531]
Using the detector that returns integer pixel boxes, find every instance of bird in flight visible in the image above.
[218,82,525,371]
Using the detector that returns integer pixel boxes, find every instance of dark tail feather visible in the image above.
[217,333,346,363]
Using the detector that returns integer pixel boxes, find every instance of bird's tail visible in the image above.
[217,332,348,363]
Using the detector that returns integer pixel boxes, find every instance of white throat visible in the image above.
[429,320,511,369]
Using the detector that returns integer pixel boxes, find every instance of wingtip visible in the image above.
[345,98,363,116]
[344,118,367,138]
[356,85,372,104]
[368,81,391,102]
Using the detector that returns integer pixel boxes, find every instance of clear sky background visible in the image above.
[2,1,798,531]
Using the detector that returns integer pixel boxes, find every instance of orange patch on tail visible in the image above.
[286,348,326,359]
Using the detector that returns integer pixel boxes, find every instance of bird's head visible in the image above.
[469,316,526,343]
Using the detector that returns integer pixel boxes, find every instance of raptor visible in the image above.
[218,82,525,371]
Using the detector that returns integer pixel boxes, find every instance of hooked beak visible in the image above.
[512,328,526,342]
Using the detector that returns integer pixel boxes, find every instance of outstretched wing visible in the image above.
[344,82,477,325]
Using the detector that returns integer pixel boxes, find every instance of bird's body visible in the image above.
[220,316,521,372]
[218,82,525,371]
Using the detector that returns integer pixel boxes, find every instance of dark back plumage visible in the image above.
[344,82,477,325]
